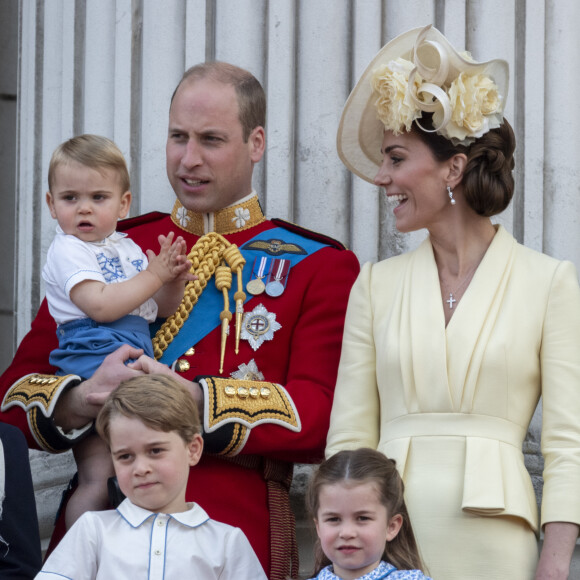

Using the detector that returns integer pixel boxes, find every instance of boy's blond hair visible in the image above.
[96,374,200,446]
[48,134,130,192]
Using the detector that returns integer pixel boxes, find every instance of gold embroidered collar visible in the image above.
[170,194,266,236]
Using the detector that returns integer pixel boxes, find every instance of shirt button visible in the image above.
[157,520,164,526]
[155,550,162,556]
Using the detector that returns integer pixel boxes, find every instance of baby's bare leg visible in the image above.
[65,433,115,529]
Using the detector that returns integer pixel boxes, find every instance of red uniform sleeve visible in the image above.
[199,246,360,464]
[249,246,359,462]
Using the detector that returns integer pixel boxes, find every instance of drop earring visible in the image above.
[447,185,456,206]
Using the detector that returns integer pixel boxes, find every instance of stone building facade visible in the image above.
[1,1,580,576]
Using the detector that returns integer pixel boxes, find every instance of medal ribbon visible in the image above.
[157,227,329,365]
[252,256,271,280]
[270,259,289,283]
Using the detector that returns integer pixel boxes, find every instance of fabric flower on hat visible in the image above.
[435,72,503,143]
[336,25,509,184]
[371,58,423,135]
[368,26,505,146]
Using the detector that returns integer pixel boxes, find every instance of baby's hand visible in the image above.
[146,232,196,284]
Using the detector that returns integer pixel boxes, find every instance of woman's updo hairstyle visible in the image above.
[412,113,516,217]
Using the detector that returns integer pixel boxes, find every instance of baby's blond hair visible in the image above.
[48,134,130,192]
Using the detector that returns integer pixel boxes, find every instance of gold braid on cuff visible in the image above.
[1,373,87,453]
[2,374,77,417]
[202,377,301,433]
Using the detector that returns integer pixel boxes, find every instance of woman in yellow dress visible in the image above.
[326,25,580,579]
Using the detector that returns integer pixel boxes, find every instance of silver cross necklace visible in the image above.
[440,263,480,310]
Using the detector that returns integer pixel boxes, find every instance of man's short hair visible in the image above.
[48,134,130,193]
[96,374,201,446]
[172,61,266,142]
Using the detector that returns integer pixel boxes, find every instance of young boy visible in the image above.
[43,134,194,528]
[36,374,267,579]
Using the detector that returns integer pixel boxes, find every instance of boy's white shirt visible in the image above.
[42,226,158,325]
[36,498,267,580]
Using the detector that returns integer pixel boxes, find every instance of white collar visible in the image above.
[116,498,210,529]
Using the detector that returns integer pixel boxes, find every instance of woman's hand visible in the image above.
[535,522,579,579]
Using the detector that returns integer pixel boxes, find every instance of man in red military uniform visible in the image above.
[0,62,359,579]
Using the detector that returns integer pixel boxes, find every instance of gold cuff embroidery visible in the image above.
[2,374,91,453]
[1,374,80,417]
[219,423,249,456]
[201,377,301,433]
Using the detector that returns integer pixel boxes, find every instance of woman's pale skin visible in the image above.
[375,129,579,579]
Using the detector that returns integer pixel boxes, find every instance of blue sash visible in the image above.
[158,227,328,365]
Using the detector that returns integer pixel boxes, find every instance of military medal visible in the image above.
[265,279,284,297]
[230,359,265,381]
[241,304,281,351]
[246,278,265,295]
[246,257,270,295]
[265,259,290,297]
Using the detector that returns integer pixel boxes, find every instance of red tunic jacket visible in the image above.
[0,199,360,579]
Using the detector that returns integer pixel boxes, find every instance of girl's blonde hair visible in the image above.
[306,448,425,574]
[96,374,200,446]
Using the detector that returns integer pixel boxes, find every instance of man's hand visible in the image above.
[128,355,204,415]
[53,345,145,431]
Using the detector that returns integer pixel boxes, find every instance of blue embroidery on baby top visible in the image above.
[132,259,144,272]
[97,253,127,282]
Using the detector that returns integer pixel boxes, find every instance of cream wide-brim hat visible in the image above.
[336,25,509,184]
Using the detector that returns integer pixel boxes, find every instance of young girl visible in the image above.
[306,448,432,580]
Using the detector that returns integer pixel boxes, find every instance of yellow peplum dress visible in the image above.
[326,226,580,579]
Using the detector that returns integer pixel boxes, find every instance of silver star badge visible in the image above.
[230,359,265,381]
[240,304,281,351]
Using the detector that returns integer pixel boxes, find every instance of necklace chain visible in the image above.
[440,263,479,310]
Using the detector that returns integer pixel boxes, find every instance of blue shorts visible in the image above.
[50,315,154,379]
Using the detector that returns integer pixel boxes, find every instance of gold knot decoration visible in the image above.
[152,232,246,373]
